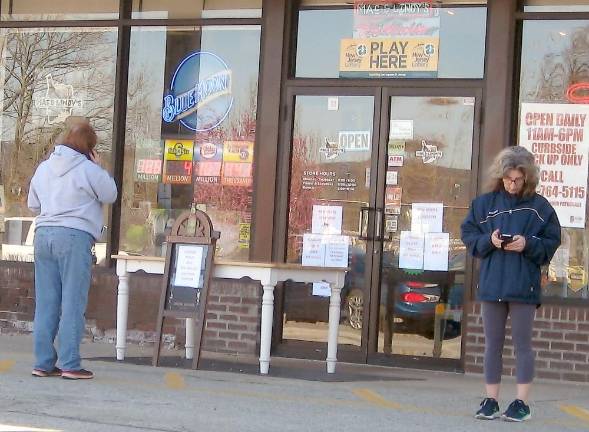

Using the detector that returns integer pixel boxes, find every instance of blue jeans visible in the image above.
[33,227,94,371]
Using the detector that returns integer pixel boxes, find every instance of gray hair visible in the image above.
[487,146,539,198]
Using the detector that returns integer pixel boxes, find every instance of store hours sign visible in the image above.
[162,51,233,132]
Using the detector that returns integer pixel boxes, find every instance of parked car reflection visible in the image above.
[283,244,465,342]
[0,216,106,264]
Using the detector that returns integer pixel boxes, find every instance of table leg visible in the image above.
[326,284,342,374]
[185,318,195,359]
[115,272,130,361]
[259,284,275,375]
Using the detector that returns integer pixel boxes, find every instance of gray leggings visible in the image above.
[482,301,537,385]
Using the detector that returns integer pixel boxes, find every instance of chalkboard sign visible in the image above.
[153,207,220,369]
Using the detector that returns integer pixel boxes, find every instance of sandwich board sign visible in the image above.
[153,206,220,369]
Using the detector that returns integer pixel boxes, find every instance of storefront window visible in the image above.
[518,20,589,299]
[295,3,487,79]
[0,27,118,264]
[131,0,262,19]
[0,1,119,20]
[523,1,589,12]
[119,25,260,260]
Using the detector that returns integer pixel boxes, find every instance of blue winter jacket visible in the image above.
[461,190,561,304]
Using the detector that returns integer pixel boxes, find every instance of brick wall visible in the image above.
[0,263,261,356]
[465,302,589,382]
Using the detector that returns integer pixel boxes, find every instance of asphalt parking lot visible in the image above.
[1,334,589,432]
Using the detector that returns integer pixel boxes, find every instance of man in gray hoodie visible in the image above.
[27,116,117,380]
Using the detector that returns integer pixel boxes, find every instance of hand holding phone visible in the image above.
[499,233,514,244]
[88,149,101,165]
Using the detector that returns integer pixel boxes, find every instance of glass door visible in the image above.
[277,87,480,368]
[279,88,381,363]
[368,89,480,365]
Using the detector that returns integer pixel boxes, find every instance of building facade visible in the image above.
[1,0,589,381]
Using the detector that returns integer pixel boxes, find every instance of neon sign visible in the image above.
[162,51,233,132]
[566,82,589,104]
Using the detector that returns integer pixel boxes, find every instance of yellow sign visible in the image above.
[239,223,250,249]
[340,38,439,78]
[223,141,254,163]
[164,139,194,161]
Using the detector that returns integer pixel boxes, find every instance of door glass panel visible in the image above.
[378,96,474,359]
[284,95,374,350]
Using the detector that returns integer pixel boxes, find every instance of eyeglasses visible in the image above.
[503,176,525,186]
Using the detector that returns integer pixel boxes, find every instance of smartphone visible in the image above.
[500,233,514,244]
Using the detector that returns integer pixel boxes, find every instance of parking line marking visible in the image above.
[0,360,15,373]
[560,405,589,424]
[164,372,186,390]
[353,388,403,410]
[0,425,61,432]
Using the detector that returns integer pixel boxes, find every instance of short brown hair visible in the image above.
[486,146,539,198]
[56,116,97,155]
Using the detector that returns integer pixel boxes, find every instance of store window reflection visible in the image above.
[0,0,119,20]
[0,27,118,264]
[131,0,262,19]
[523,1,589,12]
[295,4,487,79]
[518,20,589,300]
[119,26,260,260]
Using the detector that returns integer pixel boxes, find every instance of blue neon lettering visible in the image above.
[162,72,231,124]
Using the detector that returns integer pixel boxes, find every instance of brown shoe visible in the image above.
[32,367,62,377]
[61,369,94,380]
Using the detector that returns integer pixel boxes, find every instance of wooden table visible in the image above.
[111,255,348,374]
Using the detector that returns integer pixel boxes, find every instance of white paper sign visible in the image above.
[324,236,349,268]
[174,245,204,288]
[411,203,444,233]
[399,231,424,270]
[424,232,449,271]
[388,155,404,167]
[386,170,398,185]
[390,120,414,140]
[312,282,331,297]
[550,244,570,279]
[519,103,589,228]
[302,233,325,267]
[312,205,343,235]
[328,97,339,111]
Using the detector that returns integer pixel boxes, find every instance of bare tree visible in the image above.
[524,25,589,103]
[0,27,117,213]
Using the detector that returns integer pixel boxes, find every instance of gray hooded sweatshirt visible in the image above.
[28,145,118,240]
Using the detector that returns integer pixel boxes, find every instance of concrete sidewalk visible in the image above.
[1,334,589,432]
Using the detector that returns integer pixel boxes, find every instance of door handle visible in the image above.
[374,207,383,241]
[359,206,371,240]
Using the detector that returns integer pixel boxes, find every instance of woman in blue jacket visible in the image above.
[461,146,561,422]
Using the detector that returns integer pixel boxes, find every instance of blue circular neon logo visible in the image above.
[162,51,233,132]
